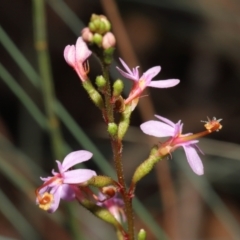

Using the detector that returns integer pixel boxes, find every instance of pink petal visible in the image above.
[140,120,175,137]
[61,150,93,172]
[155,115,176,128]
[116,58,139,81]
[64,45,75,67]
[48,185,61,213]
[182,145,204,175]
[63,169,96,184]
[148,79,180,88]
[142,66,161,84]
[75,37,92,62]
[60,184,76,201]
[56,160,63,173]
[119,58,134,75]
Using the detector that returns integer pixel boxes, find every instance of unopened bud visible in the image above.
[81,27,93,42]
[102,32,116,49]
[118,105,131,140]
[88,22,97,32]
[138,229,147,240]
[82,80,104,109]
[89,14,111,34]
[86,175,115,188]
[93,33,103,47]
[108,123,118,137]
[132,146,160,185]
[113,79,124,97]
[96,75,107,88]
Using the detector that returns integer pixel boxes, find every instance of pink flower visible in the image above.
[64,37,92,82]
[97,193,126,223]
[140,115,204,175]
[36,150,96,213]
[116,58,180,107]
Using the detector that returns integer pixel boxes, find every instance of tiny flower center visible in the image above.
[38,192,54,211]
[203,117,222,132]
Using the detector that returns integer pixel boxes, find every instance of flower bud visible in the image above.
[88,22,96,32]
[86,175,115,188]
[96,75,107,88]
[108,123,118,137]
[93,33,103,47]
[81,27,93,43]
[138,229,147,240]
[131,146,160,185]
[118,105,131,140]
[89,14,111,34]
[79,198,122,230]
[102,32,116,49]
[113,79,124,97]
[82,80,104,109]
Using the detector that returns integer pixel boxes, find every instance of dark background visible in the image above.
[0,0,240,239]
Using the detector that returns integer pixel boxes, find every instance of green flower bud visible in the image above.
[108,123,118,137]
[96,75,107,88]
[90,14,98,22]
[138,229,147,240]
[113,79,124,97]
[79,199,121,230]
[82,80,104,109]
[118,105,131,140]
[99,21,106,34]
[88,22,96,32]
[86,175,115,188]
[92,19,101,31]
[93,33,103,47]
[132,146,160,185]
[104,20,111,32]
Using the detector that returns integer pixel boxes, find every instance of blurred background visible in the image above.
[0,0,240,239]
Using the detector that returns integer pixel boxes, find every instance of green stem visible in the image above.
[32,0,64,160]
[102,61,134,239]
[102,63,114,123]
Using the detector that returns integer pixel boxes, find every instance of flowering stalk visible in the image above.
[84,14,135,239]
[141,115,222,175]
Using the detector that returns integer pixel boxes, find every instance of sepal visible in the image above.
[117,105,132,140]
[86,175,116,188]
[82,80,104,109]
[108,123,118,138]
[113,79,124,98]
[79,198,123,231]
[131,146,160,186]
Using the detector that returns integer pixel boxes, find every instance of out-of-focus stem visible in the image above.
[32,0,64,160]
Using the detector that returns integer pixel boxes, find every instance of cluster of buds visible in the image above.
[82,14,116,50]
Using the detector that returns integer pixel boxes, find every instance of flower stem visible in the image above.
[102,62,135,239]
[111,139,135,240]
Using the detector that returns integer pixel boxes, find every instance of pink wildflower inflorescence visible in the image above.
[116,58,180,109]
[97,193,126,223]
[140,115,222,175]
[36,150,96,213]
[64,37,92,82]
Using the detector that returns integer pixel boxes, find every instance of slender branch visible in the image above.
[101,61,134,239]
